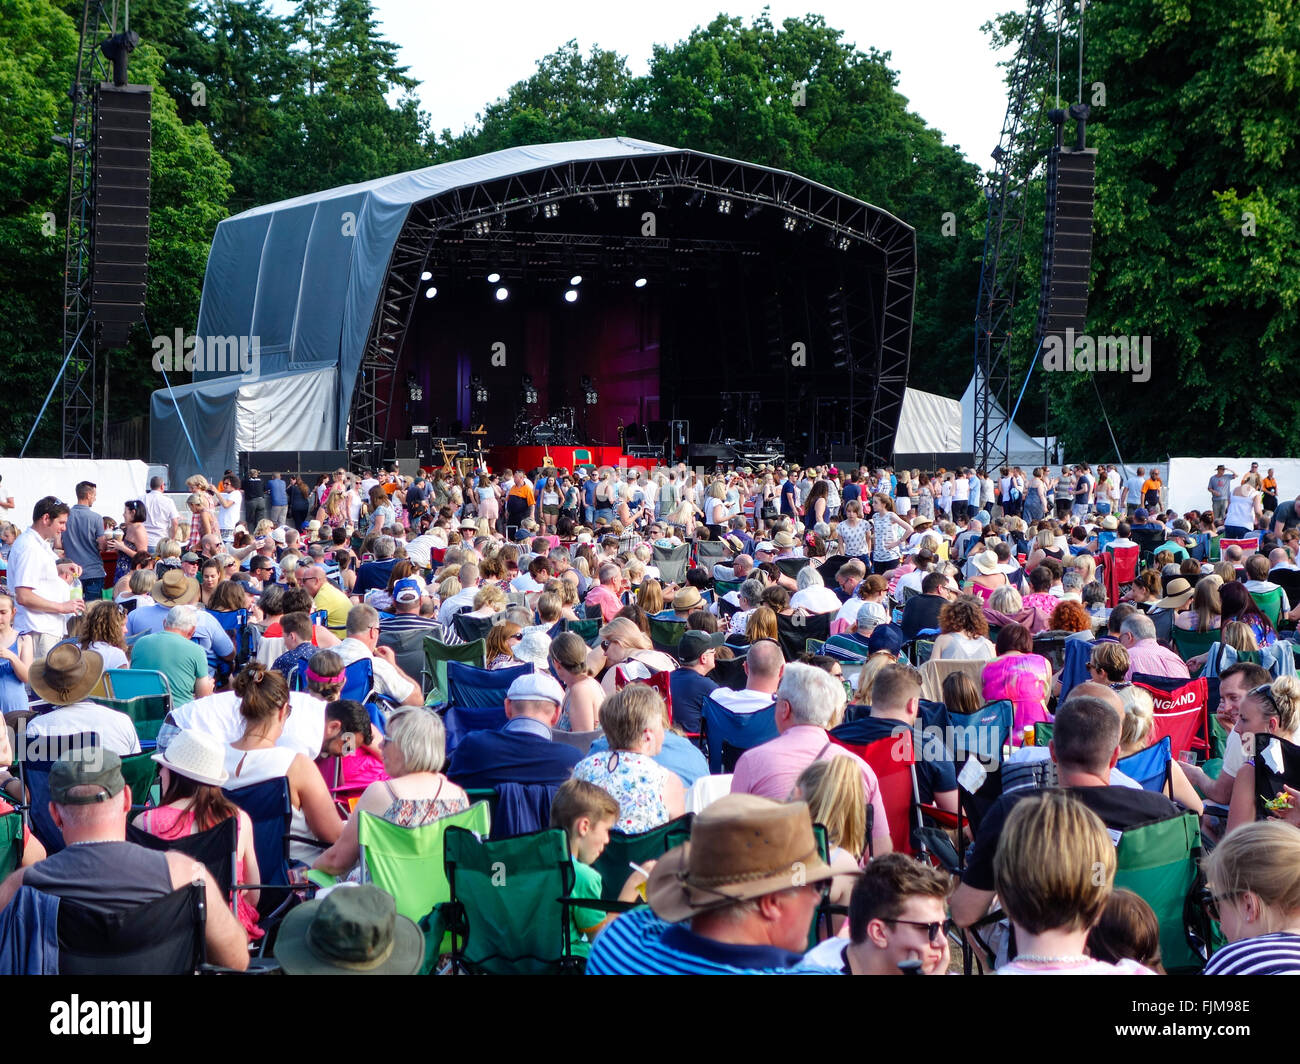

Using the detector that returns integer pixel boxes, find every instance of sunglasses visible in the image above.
[601,639,622,651]
[888,917,953,944]
[1199,887,1238,922]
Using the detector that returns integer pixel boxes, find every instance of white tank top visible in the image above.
[1225,492,1256,529]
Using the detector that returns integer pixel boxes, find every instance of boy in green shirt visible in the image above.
[550,779,653,957]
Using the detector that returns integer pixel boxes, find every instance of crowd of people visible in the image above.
[0,455,1299,974]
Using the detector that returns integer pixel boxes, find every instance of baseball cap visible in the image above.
[867,623,906,658]
[755,541,777,553]
[677,630,716,665]
[506,673,565,706]
[50,747,125,805]
[393,577,423,605]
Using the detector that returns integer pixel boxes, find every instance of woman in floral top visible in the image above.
[571,685,685,833]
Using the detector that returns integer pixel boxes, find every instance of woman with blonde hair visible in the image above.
[636,578,664,617]
[794,757,867,932]
[1227,675,1300,834]
[849,652,893,707]
[745,605,779,644]
[1202,821,1300,973]
[465,584,507,619]
[1223,473,1263,540]
[592,616,677,695]
[994,791,1153,973]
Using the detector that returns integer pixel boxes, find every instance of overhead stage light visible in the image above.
[783,215,798,231]
[570,275,582,286]
[615,192,631,207]
[685,190,705,208]
[633,277,647,288]
[487,272,501,283]
[495,287,509,301]
[470,374,489,404]
[716,198,733,214]
[744,204,761,220]
[420,271,432,281]
[473,220,491,236]
[543,203,559,219]
[564,289,579,303]
[424,286,437,299]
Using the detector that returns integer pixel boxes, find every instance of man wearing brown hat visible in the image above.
[585,793,847,974]
[0,748,248,970]
[124,569,233,674]
[24,644,140,756]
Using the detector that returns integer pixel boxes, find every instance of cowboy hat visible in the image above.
[152,569,200,607]
[28,644,105,706]
[971,550,1001,576]
[275,884,423,975]
[646,794,846,924]
[1101,515,1118,530]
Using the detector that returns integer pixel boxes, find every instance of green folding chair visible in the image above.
[0,811,23,878]
[590,815,693,901]
[90,694,170,745]
[429,826,578,975]
[120,751,160,807]
[648,617,687,653]
[563,618,600,647]
[1249,586,1284,631]
[1170,626,1220,667]
[715,579,743,597]
[1032,722,1054,746]
[1114,812,1208,973]
[422,637,486,706]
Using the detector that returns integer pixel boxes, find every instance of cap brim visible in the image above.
[274,899,424,975]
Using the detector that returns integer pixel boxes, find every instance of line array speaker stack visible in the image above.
[91,83,152,348]
[1036,135,1097,343]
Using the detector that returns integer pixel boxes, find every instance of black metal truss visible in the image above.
[348,146,916,461]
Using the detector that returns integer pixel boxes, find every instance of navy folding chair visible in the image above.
[700,695,778,774]
[442,705,510,757]
[446,662,531,708]
[16,730,100,855]
[208,608,252,664]
[775,611,831,660]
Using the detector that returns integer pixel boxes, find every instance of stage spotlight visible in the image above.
[837,236,851,251]
[424,286,438,299]
[473,220,491,236]
[495,287,509,301]
[487,272,501,283]
[685,190,705,208]
[633,277,647,288]
[407,375,423,402]
[783,215,798,231]
[522,373,538,405]
[564,289,579,303]
[470,375,489,403]
[615,191,631,207]
[991,144,1007,163]
[543,203,559,219]
[583,196,599,212]
[716,198,733,214]
[420,271,432,281]
[570,275,582,286]
[585,389,599,405]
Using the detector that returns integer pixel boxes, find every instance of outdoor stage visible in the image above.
[486,444,629,472]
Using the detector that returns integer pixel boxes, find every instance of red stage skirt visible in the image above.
[486,444,631,473]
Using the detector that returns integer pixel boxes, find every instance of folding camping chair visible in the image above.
[1115,736,1174,795]
[776,611,831,660]
[651,544,690,585]
[208,608,252,665]
[590,815,693,901]
[648,617,688,654]
[1171,627,1221,670]
[699,695,778,774]
[775,557,811,580]
[453,611,495,644]
[56,882,208,975]
[421,637,486,707]
[694,540,727,568]
[828,726,918,857]
[1114,812,1207,973]
[16,730,99,855]
[1249,586,1285,631]
[377,629,429,691]
[563,618,601,647]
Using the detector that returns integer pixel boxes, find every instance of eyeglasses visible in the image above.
[1199,887,1240,922]
[887,917,953,944]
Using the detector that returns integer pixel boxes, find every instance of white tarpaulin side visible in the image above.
[1168,457,1300,517]
[151,364,338,482]
[894,387,962,454]
[960,370,1058,467]
[0,459,148,532]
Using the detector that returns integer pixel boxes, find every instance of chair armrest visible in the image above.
[917,804,961,830]
[305,869,337,890]
[557,896,642,916]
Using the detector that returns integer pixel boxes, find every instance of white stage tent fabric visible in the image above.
[894,372,1057,468]
[150,365,338,480]
[0,459,148,531]
[1167,457,1300,517]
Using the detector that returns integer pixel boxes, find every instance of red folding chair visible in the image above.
[1135,675,1210,755]
[615,667,674,726]
[1218,537,1260,556]
[1104,545,1139,607]
[1147,706,1202,761]
[829,728,918,857]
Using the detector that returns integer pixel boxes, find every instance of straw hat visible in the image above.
[971,550,1001,576]
[152,729,229,788]
[671,586,703,611]
[1153,578,1194,610]
[152,569,200,607]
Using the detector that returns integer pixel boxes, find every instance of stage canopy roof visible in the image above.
[152,137,914,480]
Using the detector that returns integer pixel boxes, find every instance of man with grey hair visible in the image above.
[129,604,214,704]
[437,563,481,627]
[1119,611,1189,681]
[583,561,624,624]
[354,535,399,595]
[331,604,424,706]
[730,662,892,853]
[726,576,766,637]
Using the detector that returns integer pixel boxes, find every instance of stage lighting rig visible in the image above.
[522,374,539,405]
[580,375,599,405]
[470,375,489,403]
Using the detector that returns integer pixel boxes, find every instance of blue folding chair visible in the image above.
[941,698,1015,840]
[339,659,390,733]
[1116,736,1173,794]
[17,730,100,855]
[446,662,531,708]
[221,776,313,925]
[1057,636,1097,704]
[700,695,778,774]
[208,608,252,664]
[310,610,327,629]
[442,705,510,757]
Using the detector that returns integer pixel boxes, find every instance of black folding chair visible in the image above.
[57,883,207,975]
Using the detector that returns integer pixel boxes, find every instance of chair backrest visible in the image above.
[714,579,743,596]
[453,611,496,644]
[617,669,673,724]
[90,694,171,745]
[207,608,251,662]
[1133,675,1209,755]
[310,609,328,628]
[357,802,491,924]
[651,544,690,585]
[1031,634,1071,674]
[57,882,206,975]
[591,814,694,901]
[1057,637,1096,704]
[1250,733,1300,821]
[0,812,23,880]
[550,728,603,756]
[1116,736,1173,794]
[563,618,600,647]
[707,655,749,691]
[18,730,102,855]
[104,668,172,707]
[694,541,727,565]
[700,696,778,774]
[918,658,987,702]
[447,661,531,708]
[1270,569,1300,604]
[648,617,687,654]
[441,705,509,756]
[377,628,429,689]
[1218,536,1260,554]
[816,556,851,587]
[341,658,374,703]
[126,816,238,900]
[1249,586,1284,629]
[775,611,832,660]
[1170,626,1220,664]
[828,726,917,856]
[1146,708,1202,762]
[775,557,811,579]
[1113,812,1203,973]
[120,750,159,805]
[222,776,292,914]
[422,637,487,706]
[443,825,575,974]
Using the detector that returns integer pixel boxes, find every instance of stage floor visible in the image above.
[486,444,631,472]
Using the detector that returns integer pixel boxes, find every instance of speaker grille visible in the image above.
[1036,148,1097,342]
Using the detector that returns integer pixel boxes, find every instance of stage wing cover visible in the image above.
[151,138,680,479]
[151,365,338,479]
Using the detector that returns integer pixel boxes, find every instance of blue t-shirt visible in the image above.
[266,478,288,507]
[64,504,105,579]
[667,670,718,734]
[843,483,861,504]
[780,479,798,517]
[584,480,597,506]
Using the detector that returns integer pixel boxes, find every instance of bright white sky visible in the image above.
[286,1,1020,166]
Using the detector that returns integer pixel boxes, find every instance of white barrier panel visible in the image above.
[1167,457,1300,518]
[0,459,149,532]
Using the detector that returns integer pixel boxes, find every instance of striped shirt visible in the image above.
[1203,933,1300,975]
[585,906,827,975]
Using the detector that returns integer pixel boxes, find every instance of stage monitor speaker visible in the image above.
[688,444,733,465]
[827,445,858,465]
[389,439,418,460]
[240,450,348,481]
[1036,147,1097,342]
[91,83,152,349]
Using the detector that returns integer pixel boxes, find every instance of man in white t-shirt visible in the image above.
[331,604,423,706]
[215,474,244,544]
[710,639,784,714]
[24,644,139,756]
[143,476,180,549]
[166,687,327,760]
[9,496,81,657]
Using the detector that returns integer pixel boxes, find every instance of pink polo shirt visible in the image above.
[584,584,623,624]
[730,725,890,843]
[1125,638,1191,681]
